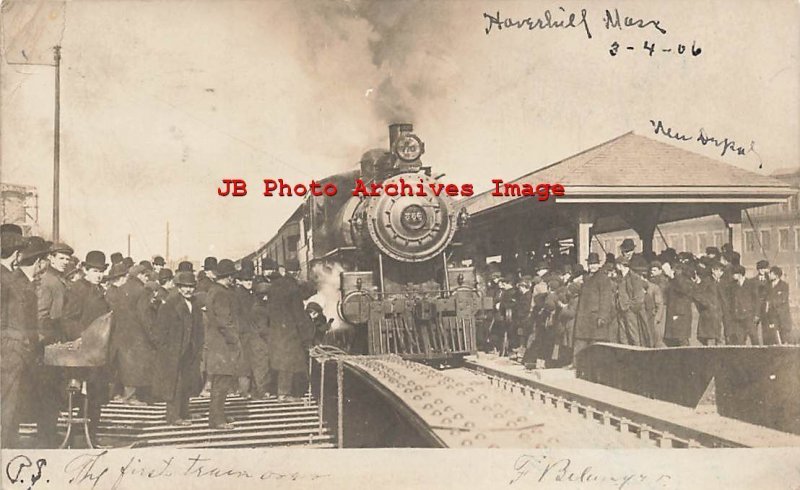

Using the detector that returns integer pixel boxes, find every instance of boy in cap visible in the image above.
[765,266,792,345]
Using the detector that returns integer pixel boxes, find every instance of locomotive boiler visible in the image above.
[267,124,491,362]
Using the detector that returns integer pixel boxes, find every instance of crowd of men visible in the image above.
[481,238,795,368]
[0,224,328,448]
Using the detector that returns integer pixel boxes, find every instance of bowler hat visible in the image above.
[620,238,635,253]
[203,256,218,271]
[756,259,770,270]
[110,252,124,264]
[0,223,23,235]
[177,261,194,272]
[237,267,254,280]
[587,252,600,265]
[732,265,746,276]
[123,257,135,268]
[158,268,174,282]
[49,242,74,255]
[305,302,323,315]
[105,262,129,280]
[83,251,108,271]
[630,255,648,272]
[705,247,720,257]
[1,232,27,254]
[216,259,236,278]
[240,259,255,272]
[174,271,197,287]
[19,237,51,262]
[139,260,153,271]
[129,264,147,277]
[153,256,166,266]
[649,260,662,269]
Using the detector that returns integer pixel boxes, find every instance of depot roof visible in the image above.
[464,132,796,215]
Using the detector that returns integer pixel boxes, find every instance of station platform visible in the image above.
[465,353,800,448]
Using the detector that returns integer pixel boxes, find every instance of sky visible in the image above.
[1,0,798,264]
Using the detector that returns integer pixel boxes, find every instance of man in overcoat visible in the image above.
[663,263,696,347]
[152,272,204,425]
[204,259,241,429]
[113,264,153,404]
[61,251,112,442]
[727,265,759,345]
[266,273,314,400]
[234,265,255,398]
[1,232,39,447]
[573,253,615,357]
[614,256,648,346]
[693,262,725,345]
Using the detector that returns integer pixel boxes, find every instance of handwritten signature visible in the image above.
[510,455,672,489]
[484,8,667,40]
[5,454,48,490]
[650,119,760,163]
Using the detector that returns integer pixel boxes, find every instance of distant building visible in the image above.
[0,183,39,236]
[594,169,800,309]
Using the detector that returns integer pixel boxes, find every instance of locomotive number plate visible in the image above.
[400,204,427,230]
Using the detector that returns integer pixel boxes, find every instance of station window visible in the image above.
[697,233,707,251]
[760,230,771,251]
[745,231,755,252]
[796,266,800,289]
[683,234,695,254]
[714,232,724,247]
[796,227,800,252]
[779,228,791,251]
[668,235,678,249]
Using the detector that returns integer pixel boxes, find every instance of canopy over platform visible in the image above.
[460,132,797,267]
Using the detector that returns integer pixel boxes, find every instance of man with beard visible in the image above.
[61,251,112,443]
[152,271,204,425]
[205,259,241,429]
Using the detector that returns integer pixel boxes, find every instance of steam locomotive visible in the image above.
[253,124,492,362]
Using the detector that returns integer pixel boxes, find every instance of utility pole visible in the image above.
[166,221,170,265]
[127,234,131,257]
[52,46,61,242]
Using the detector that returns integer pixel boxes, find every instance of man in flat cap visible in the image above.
[152,271,204,425]
[33,241,75,446]
[204,259,241,429]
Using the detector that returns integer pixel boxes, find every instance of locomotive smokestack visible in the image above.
[389,123,413,150]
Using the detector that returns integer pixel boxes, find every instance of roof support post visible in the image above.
[719,207,744,254]
[577,208,594,268]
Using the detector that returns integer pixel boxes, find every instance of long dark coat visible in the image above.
[664,274,695,342]
[574,271,615,341]
[266,277,313,374]
[615,272,651,346]
[113,278,155,387]
[249,298,272,391]
[63,279,111,341]
[693,277,724,341]
[204,282,242,376]
[234,286,255,377]
[151,293,204,401]
[727,279,758,338]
